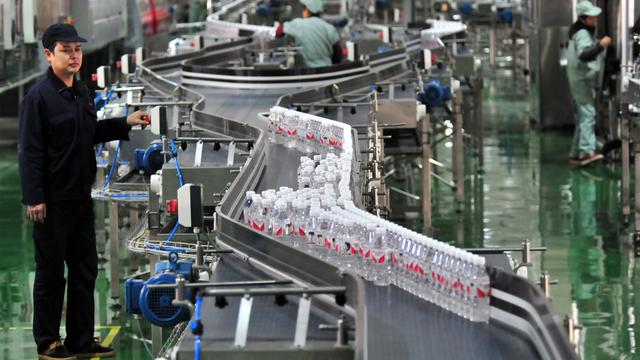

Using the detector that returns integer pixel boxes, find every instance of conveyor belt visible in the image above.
[364,283,537,360]
[136,42,575,360]
[255,144,302,191]
[180,77,541,359]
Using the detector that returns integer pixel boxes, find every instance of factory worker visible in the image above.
[567,1,611,166]
[18,23,148,360]
[275,0,342,67]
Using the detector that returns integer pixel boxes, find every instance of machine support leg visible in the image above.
[95,168,106,258]
[512,31,517,84]
[149,255,164,356]
[634,140,640,234]
[622,113,630,220]
[474,75,484,172]
[128,206,140,272]
[453,96,465,210]
[632,137,640,257]
[489,24,497,71]
[421,112,432,233]
[109,201,120,303]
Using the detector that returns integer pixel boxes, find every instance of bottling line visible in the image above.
[32,0,591,359]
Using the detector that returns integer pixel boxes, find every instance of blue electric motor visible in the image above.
[418,79,451,108]
[375,0,389,11]
[497,9,513,24]
[134,141,164,175]
[458,2,473,16]
[256,3,272,17]
[125,252,194,327]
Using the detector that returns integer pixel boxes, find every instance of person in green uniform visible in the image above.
[567,1,611,166]
[275,0,342,67]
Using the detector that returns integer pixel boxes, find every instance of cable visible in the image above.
[95,142,104,158]
[110,193,149,199]
[163,222,180,245]
[169,140,185,187]
[95,88,115,159]
[101,108,130,191]
[135,317,153,357]
[145,139,185,250]
[102,141,121,191]
[193,296,203,360]
[145,244,187,252]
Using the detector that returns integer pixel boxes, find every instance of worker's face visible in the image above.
[582,15,597,27]
[44,41,83,75]
[302,8,311,17]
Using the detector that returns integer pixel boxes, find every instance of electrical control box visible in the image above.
[192,35,204,50]
[423,49,432,70]
[177,184,203,228]
[150,106,168,136]
[22,0,37,44]
[2,0,17,50]
[135,47,145,67]
[121,53,135,74]
[346,41,358,62]
[96,65,111,89]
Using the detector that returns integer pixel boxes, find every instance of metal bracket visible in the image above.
[227,142,236,166]
[536,272,559,298]
[293,294,312,348]
[194,140,204,167]
[234,295,253,348]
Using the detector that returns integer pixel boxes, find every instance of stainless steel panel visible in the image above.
[377,99,417,128]
[531,0,573,28]
[70,0,125,52]
[529,26,575,129]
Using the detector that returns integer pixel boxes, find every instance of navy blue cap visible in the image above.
[42,23,87,49]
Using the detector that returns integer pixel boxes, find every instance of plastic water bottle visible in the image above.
[346,218,362,272]
[283,112,299,148]
[251,197,270,232]
[268,109,282,143]
[313,176,326,189]
[443,249,460,313]
[272,200,293,242]
[243,191,255,225]
[410,241,426,295]
[292,200,307,245]
[371,227,391,286]
[360,224,377,280]
[305,120,321,153]
[334,217,355,270]
[305,207,321,251]
[429,242,444,302]
[318,123,331,151]
[296,118,309,149]
[458,253,473,319]
[330,125,344,150]
[325,173,338,192]
[475,257,491,322]
[315,212,332,256]
[324,214,341,257]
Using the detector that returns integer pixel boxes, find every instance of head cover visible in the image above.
[576,1,601,17]
[42,23,87,50]
[301,0,324,14]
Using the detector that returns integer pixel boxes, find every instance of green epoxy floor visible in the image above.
[0,72,638,359]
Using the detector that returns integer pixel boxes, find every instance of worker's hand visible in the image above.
[127,110,150,128]
[27,203,46,223]
[600,36,612,48]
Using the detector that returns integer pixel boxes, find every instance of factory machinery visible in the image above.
[84,0,578,359]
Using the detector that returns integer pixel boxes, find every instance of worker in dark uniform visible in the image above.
[18,23,148,360]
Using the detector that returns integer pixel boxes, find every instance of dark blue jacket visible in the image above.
[18,67,130,205]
